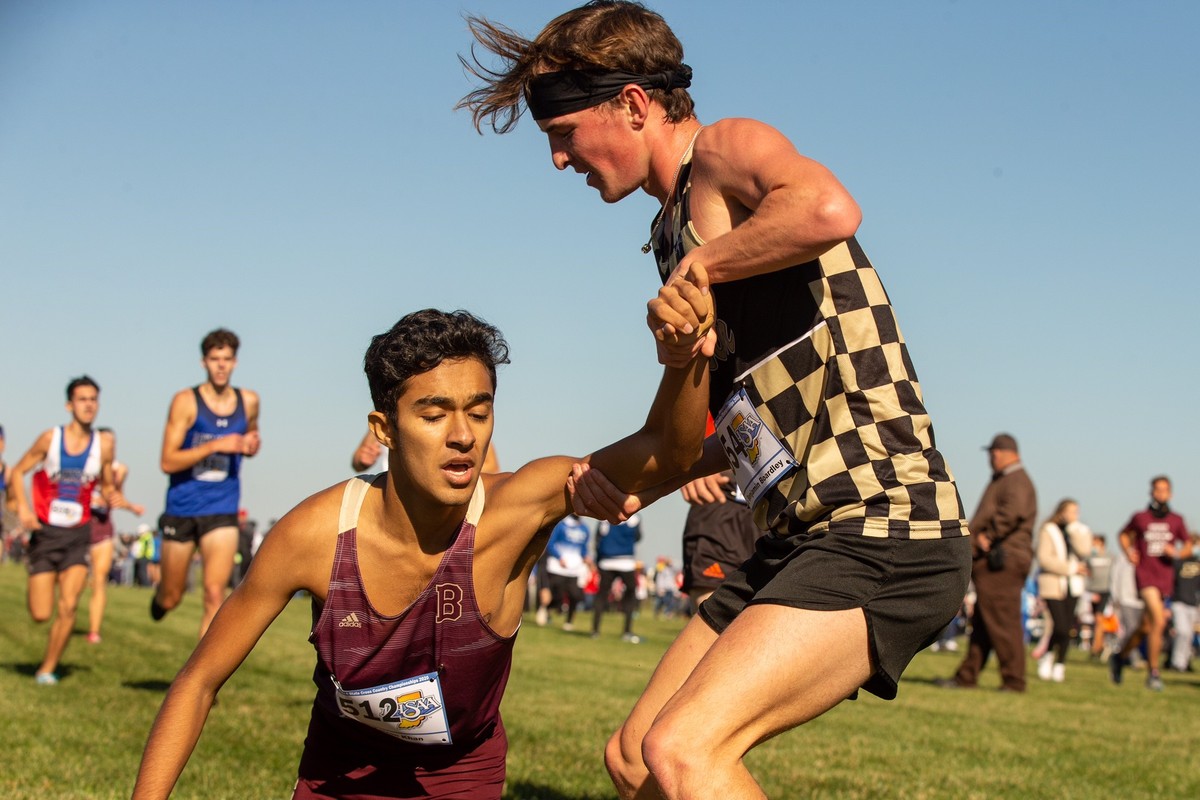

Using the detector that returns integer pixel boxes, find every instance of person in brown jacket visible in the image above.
[941,433,1038,692]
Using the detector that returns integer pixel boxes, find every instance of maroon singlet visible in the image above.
[294,475,516,800]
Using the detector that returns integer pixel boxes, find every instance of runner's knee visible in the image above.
[642,716,708,796]
[605,724,647,796]
[158,584,185,608]
[202,582,228,609]
[57,595,82,618]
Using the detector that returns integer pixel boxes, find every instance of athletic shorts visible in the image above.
[1134,559,1175,598]
[546,572,583,604]
[159,513,239,544]
[700,530,972,700]
[89,512,115,546]
[295,715,506,799]
[681,501,761,595]
[27,523,92,575]
[534,552,552,593]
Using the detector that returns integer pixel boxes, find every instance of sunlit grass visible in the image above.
[1,564,1196,799]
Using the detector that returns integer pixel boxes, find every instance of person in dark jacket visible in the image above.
[942,433,1037,692]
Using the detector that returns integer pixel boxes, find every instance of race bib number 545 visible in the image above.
[714,388,798,510]
[332,671,452,745]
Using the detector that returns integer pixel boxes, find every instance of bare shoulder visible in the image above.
[255,480,351,595]
[240,387,261,409]
[273,481,346,543]
[167,387,198,421]
[21,428,55,461]
[699,118,797,156]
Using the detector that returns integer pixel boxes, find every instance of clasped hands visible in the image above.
[647,262,716,367]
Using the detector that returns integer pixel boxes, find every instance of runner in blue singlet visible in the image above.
[152,328,261,642]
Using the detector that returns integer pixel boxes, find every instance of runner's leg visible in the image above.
[88,538,114,639]
[37,565,89,677]
[197,525,238,639]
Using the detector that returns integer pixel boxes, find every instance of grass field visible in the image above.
[1,562,1196,799]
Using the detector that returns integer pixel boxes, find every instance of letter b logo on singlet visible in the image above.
[435,583,463,623]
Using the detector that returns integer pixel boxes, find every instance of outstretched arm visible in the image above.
[569,436,728,523]
[488,267,714,539]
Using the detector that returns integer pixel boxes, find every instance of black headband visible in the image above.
[525,64,692,121]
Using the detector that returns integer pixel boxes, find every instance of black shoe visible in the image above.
[1108,653,1124,685]
[150,596,168,621]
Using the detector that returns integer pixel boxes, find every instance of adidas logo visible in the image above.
[701,562,726,580]
[338,612,363,628]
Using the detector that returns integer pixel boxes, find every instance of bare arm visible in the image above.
[131,504,320,799]
[486,271,713,543]
[1118,528,1139,565]
[668,118,861,287]
[96,431,140,514]
[159,391,246,474]
[241,390,261,457]
[9,429,52,531]
[351,430,382,473]
[569,437,729,523]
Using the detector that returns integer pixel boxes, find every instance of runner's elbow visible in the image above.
[818,195,861,243]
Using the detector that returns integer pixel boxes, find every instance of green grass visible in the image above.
[1,562,1197,799]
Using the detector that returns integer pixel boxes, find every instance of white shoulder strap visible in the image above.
[338,474,375,532]
[465,477,486,527]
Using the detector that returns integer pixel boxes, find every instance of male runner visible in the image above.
[7,376,133,684]
[152,328,260,640]
[86,429,144,643]
[132,284,711,798]
[462,3,971,797]
[1109,475,1191,691]
[536,513,591,629]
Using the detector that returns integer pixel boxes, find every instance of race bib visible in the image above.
[332,671,452,745]
[714,388,798,510]
[193,454,230,482]
[48,499,84,527]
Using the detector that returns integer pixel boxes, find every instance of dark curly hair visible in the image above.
[201,328,240,357]
[364,309,511,429]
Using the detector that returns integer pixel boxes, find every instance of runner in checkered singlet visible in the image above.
[461,4,973,796]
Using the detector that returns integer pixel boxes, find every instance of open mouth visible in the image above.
[443,459,474,486]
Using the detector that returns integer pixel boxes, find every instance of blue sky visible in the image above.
[2,1,1197,559]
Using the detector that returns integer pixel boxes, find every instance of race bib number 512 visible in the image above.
[332,671,452,745]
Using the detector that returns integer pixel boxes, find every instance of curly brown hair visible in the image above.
[364,309,510,430]
[458,1,694,134]
[200,328,240,357]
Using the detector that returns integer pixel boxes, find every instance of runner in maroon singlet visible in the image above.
[86,429,145,644]
[132,288,713,799]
